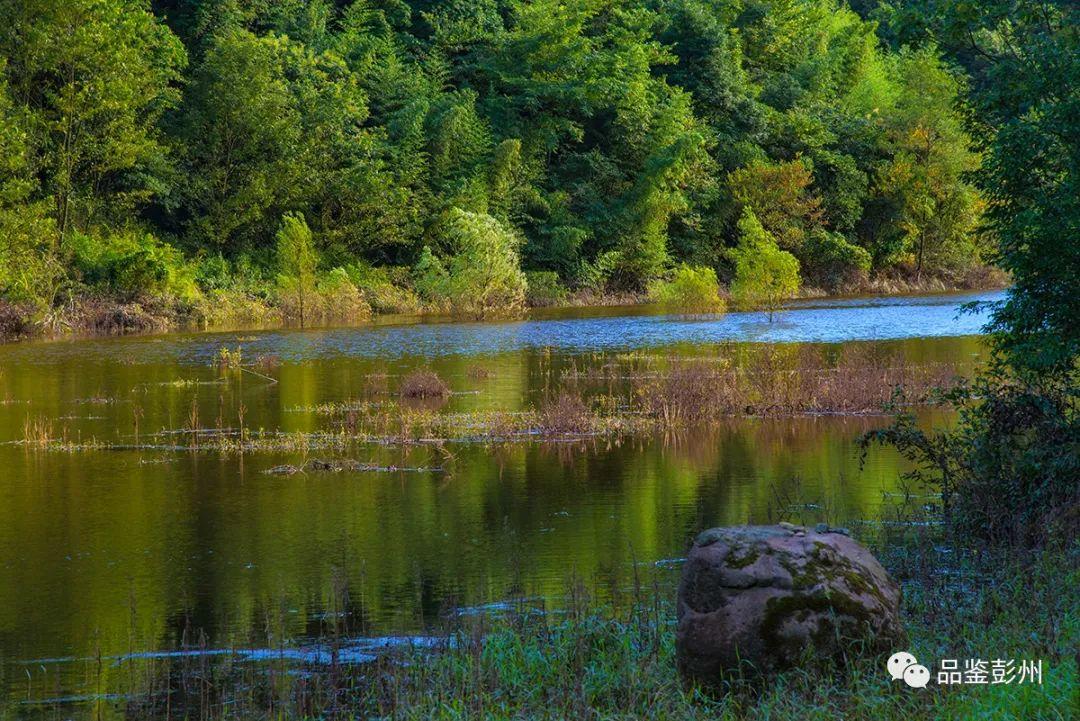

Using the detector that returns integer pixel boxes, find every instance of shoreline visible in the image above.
[0,273,1008,346]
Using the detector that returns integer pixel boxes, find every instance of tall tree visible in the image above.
[875,47,983,278]
[0,68,59,307]
[0,0,184,241]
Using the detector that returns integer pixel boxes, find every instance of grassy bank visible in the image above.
[92,532,1077,720]
[0,266,1006,344]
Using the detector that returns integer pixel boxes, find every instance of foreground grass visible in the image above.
[115,536,1077,721]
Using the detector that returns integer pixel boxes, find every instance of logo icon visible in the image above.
[888,651,929,688]
[903,663,931,688]
[887,651,917,680]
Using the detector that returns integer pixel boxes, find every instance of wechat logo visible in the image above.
[888,651,930,688]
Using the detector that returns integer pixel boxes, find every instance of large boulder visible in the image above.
[676,524,904,685]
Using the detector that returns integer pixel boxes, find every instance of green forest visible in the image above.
[0,0,1038,332]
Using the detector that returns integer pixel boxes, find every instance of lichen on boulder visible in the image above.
[675,524,904,686]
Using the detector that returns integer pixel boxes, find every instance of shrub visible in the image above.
[864,376,1079,546]
[412,246,450,310]
[800,230,872,290]
[650,265,726,313]
[414,209,527,318]
[194,254,232,291]
[0,300,33,340]
[0,201,60,308]
[344,263,422,314]
[314,267,371,322]
[399,369,451,399]
[67,230,199,301]
[524,271,568,307]
[728,208,801,320]
[195,288,278,328]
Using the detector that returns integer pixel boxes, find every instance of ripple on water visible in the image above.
[0,290,1005,366]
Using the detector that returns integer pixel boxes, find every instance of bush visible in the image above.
[194,254,232,291]
[728,208,801,320]
[800,230,871,290]
[399,369,451,399]
[649,265,726,313]
[412,246,449,309]
[67,230,199,301]
[953,378,1080,544]
[344,263,422,314]
[0,300,33,340]
[413,208,527,318]
[524,271,568,307]
[195,288,278,328]
[314,267,371,322]
[862,374,1079,547]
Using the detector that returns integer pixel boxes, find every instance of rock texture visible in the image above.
[676,524,903,685]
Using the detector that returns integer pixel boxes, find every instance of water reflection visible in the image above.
[0,296,991,706]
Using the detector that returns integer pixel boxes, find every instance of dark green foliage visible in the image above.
[802,230,871,290]
[0,0,1013,321]
[863,1,1079,547]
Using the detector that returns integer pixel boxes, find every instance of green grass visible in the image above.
[116,538,1077,720]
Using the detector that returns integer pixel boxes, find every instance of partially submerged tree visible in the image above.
[729,208,801,321]
[276,213,317,328]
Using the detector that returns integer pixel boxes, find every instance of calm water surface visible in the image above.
[0,290,1001,706]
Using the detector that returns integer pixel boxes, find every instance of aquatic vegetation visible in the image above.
[399,369,451,400]
[466,365,492,380]
[21,415,53,448]
[18,415,109,452]
[538,391,594,435]
[216,345,244,369]
[263,458,442,475]
[252,353,280,372]
[162,377,221,388]
[9,347,970,457]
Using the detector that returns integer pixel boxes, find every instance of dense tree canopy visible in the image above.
[858,0,1078,546]
[0,0,1006,323]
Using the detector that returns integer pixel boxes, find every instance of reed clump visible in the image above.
[22,415,54,448]
[539,391,594,435]
[399,369,451,399]
[630,346,962,423]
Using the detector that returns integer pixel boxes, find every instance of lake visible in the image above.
[0,290,1001,709]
